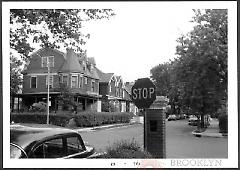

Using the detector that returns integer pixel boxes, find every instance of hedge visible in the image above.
[218,114,228,133]
[10,112,73,127]
[10,111,133,127]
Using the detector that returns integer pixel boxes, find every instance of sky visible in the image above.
[82,5,196,82]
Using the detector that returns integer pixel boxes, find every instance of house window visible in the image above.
[91,80,95,92]
[42,56,54,67]
[62,75,68,86]
[46,75,53,88]
[116,88,119,96]
[79,75,83,88]
[71,75,78,88]
[84,77,88,85]
[30,76,37,88]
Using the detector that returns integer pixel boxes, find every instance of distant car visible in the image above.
[188,115,199,126]
[10,123,102,159]
[180,114,187,119]
[167,114,177,121]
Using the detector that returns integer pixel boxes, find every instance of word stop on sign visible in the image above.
[132,87,155,100]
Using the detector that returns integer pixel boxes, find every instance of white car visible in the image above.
[168,115,177,121]
[188,115,198,126]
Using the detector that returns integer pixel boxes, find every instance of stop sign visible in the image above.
[131,78,156,109]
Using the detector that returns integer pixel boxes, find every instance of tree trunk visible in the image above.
[200,113,205,129]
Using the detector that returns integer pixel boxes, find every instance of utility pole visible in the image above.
[47,60,50,124]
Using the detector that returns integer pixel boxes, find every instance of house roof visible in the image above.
[124,82,134,94]
[95,68,114,83]
[29,47,65,59]
[59,48,82,73]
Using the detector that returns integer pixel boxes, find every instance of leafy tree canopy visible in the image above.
[10,9,115,62]
[151,9,227,126]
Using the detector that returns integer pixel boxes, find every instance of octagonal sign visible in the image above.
[131,78,156,109]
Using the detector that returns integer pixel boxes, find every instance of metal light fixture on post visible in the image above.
[47,60,50,124]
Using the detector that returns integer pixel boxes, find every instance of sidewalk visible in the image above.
[72,117,143,132]
[192,118,227,138]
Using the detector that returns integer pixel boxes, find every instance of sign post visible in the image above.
[131,78,166,158]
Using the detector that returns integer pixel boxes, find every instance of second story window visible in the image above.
[71,75,78,88]
[42,56,54,68]
[30,76,37,88]
[62,75,68,86]
[46,75,53,88]
[91,80,95,92]
[116,88,119,97]
[84,77,88,85]
[79,75,83,88]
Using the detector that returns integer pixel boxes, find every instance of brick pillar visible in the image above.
[145,108,166,158]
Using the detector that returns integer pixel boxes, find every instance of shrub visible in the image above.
[103,139,152,158]
[74,112,132,127]
[218,113,228,133]
[10,112,73,127]
[29,102,47,112]
[11,111,132,128]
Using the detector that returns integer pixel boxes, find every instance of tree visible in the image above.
[150,9,227,128]
[10,9,115,62]
[175,9,227,128]
[150,62,171,96]
[10,52,23,95]
[10,52,23,110]
[10,9,115,100]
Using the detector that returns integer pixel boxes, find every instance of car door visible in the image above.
[30,137,67,158]
[62,134,94,158]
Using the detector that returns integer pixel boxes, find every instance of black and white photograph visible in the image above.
[2,1,238,169]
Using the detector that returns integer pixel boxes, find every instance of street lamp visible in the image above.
[47,60,50,124]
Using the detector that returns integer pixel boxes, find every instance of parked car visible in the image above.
[167,114,177,121]
[188,115,212,127]
[180,114,187,119]
[10,123,103,159]
[188,115,199,126]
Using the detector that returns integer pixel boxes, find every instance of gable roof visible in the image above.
[124,82,134,94]
[96,68,114,83]
[59,48,82,73]
[29,47,65,59]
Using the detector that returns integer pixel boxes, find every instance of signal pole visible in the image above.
[47,60,50,124]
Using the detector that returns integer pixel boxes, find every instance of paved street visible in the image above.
[80,119,228,158]
[166,119,227,158]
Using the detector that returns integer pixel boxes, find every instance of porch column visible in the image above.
[17,97,20,112]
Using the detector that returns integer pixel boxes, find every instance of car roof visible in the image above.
[10,123,79,149]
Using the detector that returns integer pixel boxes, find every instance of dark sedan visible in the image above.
[10,123,102,159]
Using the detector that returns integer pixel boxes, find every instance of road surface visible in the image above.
[80,119,228,158]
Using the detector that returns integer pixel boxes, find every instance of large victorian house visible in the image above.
[21,47,101,112]
[17,47,137,113]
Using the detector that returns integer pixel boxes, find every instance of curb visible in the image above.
[192,131,228,138]
[75,122,138,132]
